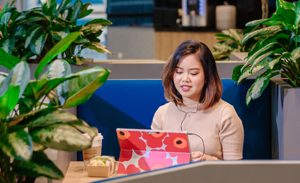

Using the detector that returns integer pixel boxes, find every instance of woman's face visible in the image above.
[173,54,205,105]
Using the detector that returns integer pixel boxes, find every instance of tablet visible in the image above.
[116,128,192,174]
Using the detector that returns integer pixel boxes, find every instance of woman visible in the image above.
[151,40,244,161]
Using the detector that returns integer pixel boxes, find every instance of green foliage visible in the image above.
[0,0,113,65]
[212,29,257,61]
[0,31,110,182]
[232,0,300,106]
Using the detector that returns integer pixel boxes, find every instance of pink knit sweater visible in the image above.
[151,99,244,160]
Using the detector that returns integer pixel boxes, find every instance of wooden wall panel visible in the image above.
[155,32,218,61]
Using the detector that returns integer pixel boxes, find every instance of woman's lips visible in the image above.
[181,85,191,91]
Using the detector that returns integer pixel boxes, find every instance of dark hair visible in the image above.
[161,40,222,110]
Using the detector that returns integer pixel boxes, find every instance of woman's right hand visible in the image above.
[192,151,218,161]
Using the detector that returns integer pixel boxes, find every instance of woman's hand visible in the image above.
[192,151,218,161]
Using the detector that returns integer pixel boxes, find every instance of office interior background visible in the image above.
[1,1,300,183]
[0,0,294,61]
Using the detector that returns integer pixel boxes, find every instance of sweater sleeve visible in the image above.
[151,106,162,130]
[219,105,244,160]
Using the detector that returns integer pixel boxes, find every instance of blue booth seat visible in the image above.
[77,79,271,160]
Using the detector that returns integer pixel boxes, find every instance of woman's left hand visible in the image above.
[192,151,218,161]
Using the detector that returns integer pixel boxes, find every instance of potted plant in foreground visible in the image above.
[232,0,300,159]
[0,31,111,182]
[232,0,300,104]
[0,0,113,65]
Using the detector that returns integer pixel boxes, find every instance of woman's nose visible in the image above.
[182,73,190,82]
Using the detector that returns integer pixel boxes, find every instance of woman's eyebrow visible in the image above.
[189,68,200,70]
[175,67,200,70]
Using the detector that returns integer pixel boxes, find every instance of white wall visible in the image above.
[107,27,155,60]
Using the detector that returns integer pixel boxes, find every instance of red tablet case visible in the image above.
[116,128,191,174]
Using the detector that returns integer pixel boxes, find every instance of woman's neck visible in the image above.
[182,98,199,106]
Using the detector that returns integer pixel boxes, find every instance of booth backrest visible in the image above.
[78,79,271,160]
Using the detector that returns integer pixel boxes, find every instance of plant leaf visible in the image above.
[66,0,82,23]
[247,33,289,59]
[276,0,295,11]
[267,54,289,70]
[25,24,42,49]
[290,47,300,61]
[0,86,20,119]
[241,42,277,71]
[45,59,71,106]
[73,35,89,44]
[84,18,112,27]
[238,63,265,83]
[228,29,243,44]
[19,75,78,114]
[82,42,113,55]
[34,32,80,79]
[14,108,79,128]
[0,62,30,119]
[45,2,57,16]
[1,11,12,26]
[50,28,70,40]
[14,25,27,38]
[78,2,93,19]
[241,25,282,44]
[17,16,45,25]
[245,18,269,27]
[0,47,21,70]
[294,0,300,28]
[30,110,79,127]
[31,32,48,55]
[294,35,300,42]
[246,69,280,106]
[269,8,295,30]
[78,9,93,19]
[81,18,112,35]
[0,129,33,161]
[0,61,30,97]
[250,48,283,73]
[0,2,9,20]
[42,0,56,15]
[1,37,15,54]
[71,120,98,139]
[31,124,92,151]
[14,151,63,179]
[63,66,110,108]
[232,65,244,81]
[56,0,72,16]
[9,107,58,129]
[0,73,7,87]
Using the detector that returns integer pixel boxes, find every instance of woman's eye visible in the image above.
[176,71,183,74]
[190,73,198,76]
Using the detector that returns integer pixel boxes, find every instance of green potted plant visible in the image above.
[232,0,300,104]
[0,31,111,182]
[212,28,258,61]
[213,29,243,61]
[0,0,112,65]
[232,0,300,159]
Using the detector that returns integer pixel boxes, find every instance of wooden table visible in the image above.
[62,161,125,183]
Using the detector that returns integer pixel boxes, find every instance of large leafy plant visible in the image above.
[0,0,112,65]
[0,32,110,183]
[212,29,257,61]
[232,0,300,105]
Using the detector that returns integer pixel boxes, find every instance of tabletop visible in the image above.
[62,161,125,183]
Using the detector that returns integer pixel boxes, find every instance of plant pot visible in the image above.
[229,52,248,61]
[271,78,300,159]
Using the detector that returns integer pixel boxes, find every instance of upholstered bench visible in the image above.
[78,79,271,160]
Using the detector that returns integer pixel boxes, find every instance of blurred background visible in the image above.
[0,0,295,60]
